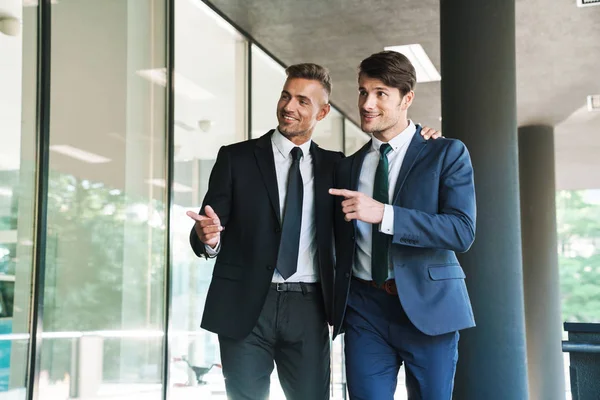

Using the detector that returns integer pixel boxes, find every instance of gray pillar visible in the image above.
[440,1,529,399]
[519,125,565,400]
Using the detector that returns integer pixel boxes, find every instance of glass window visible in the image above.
[344,119,369,155]
[169,1,246,397]
[0,2,37,398]
[251,45,286,139]
[557,189,600,323]
[39,1,168,398]
[313,107,344,152]
[0,1,37,399]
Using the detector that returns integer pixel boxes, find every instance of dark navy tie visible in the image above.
[276,147,304,279]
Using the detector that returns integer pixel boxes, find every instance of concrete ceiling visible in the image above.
[208,0,600,190]
[2,0,599,196]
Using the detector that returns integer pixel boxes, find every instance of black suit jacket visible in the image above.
[190,130,344,340]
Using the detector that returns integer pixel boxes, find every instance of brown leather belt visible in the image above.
[352,276,398,296]
[270,282,320,293]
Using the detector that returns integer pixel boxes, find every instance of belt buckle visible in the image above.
[276,283,285,292]
[383,280,396,295]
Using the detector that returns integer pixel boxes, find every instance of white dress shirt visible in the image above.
[353,121,416,281]
[206,129,318,283]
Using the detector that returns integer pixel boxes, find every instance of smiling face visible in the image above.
[276,77,330,143]
[358,74,414,140]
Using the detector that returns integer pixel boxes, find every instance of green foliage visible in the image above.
[557,190,600,322]
[41,172,167,381]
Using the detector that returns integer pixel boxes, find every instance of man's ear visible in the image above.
[317,103,331,121]
[401,91,415,110]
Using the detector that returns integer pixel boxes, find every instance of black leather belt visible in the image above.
[270,282,320,293]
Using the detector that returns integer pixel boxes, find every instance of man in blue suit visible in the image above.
[330,51,476,400]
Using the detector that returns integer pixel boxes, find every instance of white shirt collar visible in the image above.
[371,120,416,153]
[272,128,312,159]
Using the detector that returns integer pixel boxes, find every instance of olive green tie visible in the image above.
[372,143,392,286]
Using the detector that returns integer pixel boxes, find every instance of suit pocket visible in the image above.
[428,264,465,280]
[213,262,243,281]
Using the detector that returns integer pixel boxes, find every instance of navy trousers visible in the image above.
[344,280,459,400]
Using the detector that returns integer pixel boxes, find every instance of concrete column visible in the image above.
[519,125,565,400]
[440,1,529,399]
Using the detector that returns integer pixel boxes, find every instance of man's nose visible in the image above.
[361,95,376,110]
[283,99,296,112]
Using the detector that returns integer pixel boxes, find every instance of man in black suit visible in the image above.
[187,64,341,400]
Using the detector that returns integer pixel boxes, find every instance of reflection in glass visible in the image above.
[39,0,167,397]
[251,45,286,139]
[344,119,370,155]
[313,107,344,152]
[0,2,37,398]
[170,1,246,398]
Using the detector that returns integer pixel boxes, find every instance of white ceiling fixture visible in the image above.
[49,145,111,164]
[146,179,193,193]
[0,16,20,37]
[0,187,13,197]
[384,44,441,83]
[577,0,600,7]
[22,0,58,6]
[587,95,600,111]
[137,68,215,101]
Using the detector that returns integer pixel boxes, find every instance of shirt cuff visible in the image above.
[379,205,394,235]
[205,240,221,257]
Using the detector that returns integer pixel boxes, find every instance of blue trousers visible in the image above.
[344,280,459,400]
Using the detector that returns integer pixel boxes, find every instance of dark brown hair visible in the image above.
[285,63,332,97]
[359,51,416,96]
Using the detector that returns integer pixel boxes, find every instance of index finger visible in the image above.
[186,210,208,222]
[329,188,359,198]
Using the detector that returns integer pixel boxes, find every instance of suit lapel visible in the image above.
[350,140,372,191]
[392,125,427,204]
[254,130,281,223]
[349,140,372,230]
[310,142,326,216]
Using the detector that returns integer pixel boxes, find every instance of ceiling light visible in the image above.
[587,95,600,111]
[0,187,13,197]
[384,44,441,83]
[577,0,600,7]
[49,145,111,164]
[0,16,20,37]
[146,179,193,193]
[23,0,58,6]
[137,69,215,101]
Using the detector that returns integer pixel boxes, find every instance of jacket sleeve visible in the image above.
[189,145,233,258]
[391,140,476,253]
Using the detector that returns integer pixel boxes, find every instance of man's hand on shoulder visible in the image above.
[186,205,224,248]
[420,126,443,140]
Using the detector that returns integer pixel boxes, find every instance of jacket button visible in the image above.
[345,272,350,278]
[275,227,281,233]
[266,265,274,271]
[350,235,355,241]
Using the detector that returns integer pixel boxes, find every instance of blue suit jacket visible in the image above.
[332,125,477,339]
